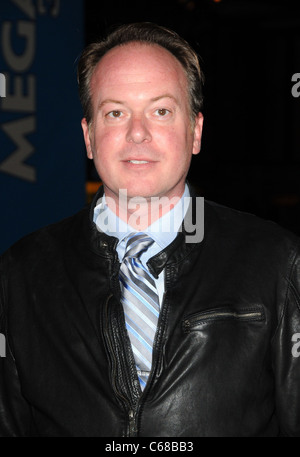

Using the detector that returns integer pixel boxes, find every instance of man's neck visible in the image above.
[103,189,185,231]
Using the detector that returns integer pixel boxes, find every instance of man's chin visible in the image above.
[103,182,184,203]
[118,188,159,201]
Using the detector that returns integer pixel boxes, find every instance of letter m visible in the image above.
[0,116,36,182]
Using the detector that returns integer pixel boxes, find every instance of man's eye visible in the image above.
[155,108,170,116]
[107,110,123,118]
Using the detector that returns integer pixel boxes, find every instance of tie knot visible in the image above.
[124,232,154,259]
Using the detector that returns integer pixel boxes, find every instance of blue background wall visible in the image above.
[0,0,85,253]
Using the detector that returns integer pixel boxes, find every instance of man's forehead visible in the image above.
[90,43,187,99]
[93,42,184,81]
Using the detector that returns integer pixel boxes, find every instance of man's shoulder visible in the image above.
[189,185,298,244]
[204,198,300,256]
[2,207,89,261]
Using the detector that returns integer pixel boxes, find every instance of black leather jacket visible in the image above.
[0,189,300,437]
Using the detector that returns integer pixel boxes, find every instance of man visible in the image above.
[0,22,299,437]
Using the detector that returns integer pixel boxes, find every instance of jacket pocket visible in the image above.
[182,305,265,334]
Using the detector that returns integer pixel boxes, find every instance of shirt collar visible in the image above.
[93,184,190,250]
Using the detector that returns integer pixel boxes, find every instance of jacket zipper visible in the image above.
[128,408,139,436]
[104,294,139,437]
[183,307,264,332]
[127,291,169,436]
[105,278,169,436]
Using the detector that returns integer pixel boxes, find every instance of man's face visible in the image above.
[81,42,203,204]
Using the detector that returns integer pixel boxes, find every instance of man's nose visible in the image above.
[126,116,152,143]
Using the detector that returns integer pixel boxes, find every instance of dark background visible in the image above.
[84,0,300,236]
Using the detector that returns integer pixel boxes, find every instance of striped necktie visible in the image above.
[119,232,159,390]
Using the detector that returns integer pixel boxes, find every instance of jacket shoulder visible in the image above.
[1,207,89,262]
[204,200,300,272]
[205,199,299,243]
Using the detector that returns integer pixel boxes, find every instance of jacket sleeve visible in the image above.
[0,254,33,437]
[273,240,300,436]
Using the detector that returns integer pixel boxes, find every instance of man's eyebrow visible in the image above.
[98,95,179,109]
[98,99,124,108]
[151,94,179,103]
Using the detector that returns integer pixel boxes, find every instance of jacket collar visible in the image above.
[85,183,204,275]
[147,185,204,277]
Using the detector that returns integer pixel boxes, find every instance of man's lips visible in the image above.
[120,159,157,171]
[121,158,157,164]
[127,160,150,164]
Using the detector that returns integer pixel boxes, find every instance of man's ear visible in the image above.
[192,112,204,156]
[81,118,93,159]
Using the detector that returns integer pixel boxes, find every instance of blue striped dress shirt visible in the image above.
[93,184,190,307]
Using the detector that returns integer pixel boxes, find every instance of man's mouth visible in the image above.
[127,160,150,164]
